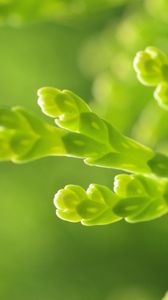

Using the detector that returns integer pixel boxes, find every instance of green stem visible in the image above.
[1,89,168,177]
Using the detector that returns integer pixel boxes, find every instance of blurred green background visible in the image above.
[0,1,168,299]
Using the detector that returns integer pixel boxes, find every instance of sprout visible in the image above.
[54,184,121,226]
[54,175,168,225]
[38,87,90,132]
[37,87,155,175]
[134,46,168,111]
[133,46,168,86]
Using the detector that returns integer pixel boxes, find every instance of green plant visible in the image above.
[134,46,168,110]
[0,0,128,26]
[1,47,168,226]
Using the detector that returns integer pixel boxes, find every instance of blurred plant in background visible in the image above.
[79,0,168,154]
[0,0,130,25]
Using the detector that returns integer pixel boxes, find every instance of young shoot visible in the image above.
[1,46,168,226]
[134,46,168,110]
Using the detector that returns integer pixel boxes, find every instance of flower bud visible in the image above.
[37,87,90,131]
[133,46,168,86]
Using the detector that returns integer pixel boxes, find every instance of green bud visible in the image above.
[37,87,90,131]
[113,174,168,222]
[87,184,118,206]
[37,87,110,145]
[113,174,146,197]
[54,185,86,223]
[133,46,168,86]
[54,184,121,226]
[154,82,168,110]
[82,184,121,225]
[54,177,168,225]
